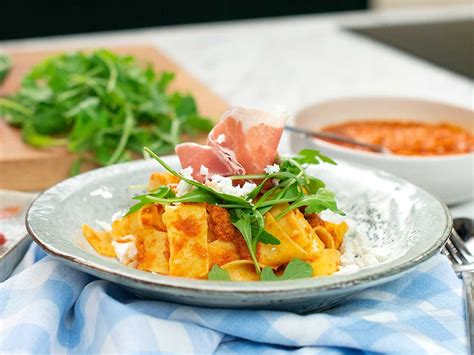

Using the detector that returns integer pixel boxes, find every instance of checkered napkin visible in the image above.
[0,243,468,354]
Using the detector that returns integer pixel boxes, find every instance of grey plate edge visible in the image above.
[0,235,32,282]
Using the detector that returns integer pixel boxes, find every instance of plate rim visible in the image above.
[25,156,452,295]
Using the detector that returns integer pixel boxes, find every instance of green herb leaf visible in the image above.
[208,265,231,281]
[258,230,280,245]
[22,121,67,148]
[126,186,175,215]
[70,158,82,176]
[230,210,260,272]
[260,267,280,281]
[275,188,344,219]
[260,259,313,281]
[152,188,218,205]
[293,149,336,165]
[306,177,325,194]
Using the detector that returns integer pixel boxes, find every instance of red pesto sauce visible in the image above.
[320,120,474,156]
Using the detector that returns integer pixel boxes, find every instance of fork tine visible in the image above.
[446,252,459,268]
[442,247,457,265]
[450,229,474,263]
[445,238,465,264]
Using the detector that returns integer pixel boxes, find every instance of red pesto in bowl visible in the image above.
[321,120,474,156]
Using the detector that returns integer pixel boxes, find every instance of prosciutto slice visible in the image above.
[175,107,287,182]
[175,143,235,182]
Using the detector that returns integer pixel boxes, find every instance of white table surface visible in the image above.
[1,5,473,217]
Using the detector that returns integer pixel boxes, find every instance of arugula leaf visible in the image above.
[249,210,279,246]
[0,97,33,120]
[275,188,344,220]
[306,177,325,194]
[147,188,218,205]
[208,265,231,281]
[127,186,175,215]
[22,120,67,148]
[126,186,222,215]
[229,209,281,273]
[231,210,260,272]
[293,149,336,165]
[260,259,313,281]
[157,72,175,92]
[260,267,280,281]
[69,158,82,176]
[107,107,134,165]
[258,230,280,245]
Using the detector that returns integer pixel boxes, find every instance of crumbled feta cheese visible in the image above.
[272,178,280,186]
[264,164,280,174]
[337,228,388,274]
[112,236,137,266]
[216,134,226,144]
[180,166,194,179]
[199,165,209,176]
[205,175,256,197]
[176,180,193,197]
[175,167,195,197]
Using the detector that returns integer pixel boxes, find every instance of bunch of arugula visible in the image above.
[133,147,344,281]
[0,50,213,172]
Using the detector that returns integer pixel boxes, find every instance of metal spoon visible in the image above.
[284,125,390,154]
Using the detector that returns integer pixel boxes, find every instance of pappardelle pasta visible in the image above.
[83,149,348,282]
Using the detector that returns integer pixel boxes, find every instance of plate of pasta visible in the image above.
[26,107,452,312]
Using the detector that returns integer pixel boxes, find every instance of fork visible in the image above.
[443,228,474,353]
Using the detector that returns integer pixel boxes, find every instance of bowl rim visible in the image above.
[294,95,474,161]
[25,156,453,295]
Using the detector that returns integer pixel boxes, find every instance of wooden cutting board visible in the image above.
[0,46,228,191]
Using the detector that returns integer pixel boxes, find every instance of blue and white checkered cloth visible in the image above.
[0,243,468,354]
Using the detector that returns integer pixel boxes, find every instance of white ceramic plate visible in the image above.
[26,156,451,313]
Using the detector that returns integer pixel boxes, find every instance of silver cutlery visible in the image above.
[284,125,390,153]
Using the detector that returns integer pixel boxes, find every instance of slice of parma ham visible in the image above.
[175,107,287,182]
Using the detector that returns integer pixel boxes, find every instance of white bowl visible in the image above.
[291,97,474,205]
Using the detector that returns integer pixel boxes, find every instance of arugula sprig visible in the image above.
[130,147,343,276]
[0,50,213,172]
[144,147,252,208]
[260,259,313,281]
[230,209,280,273]
[230,149,344,219]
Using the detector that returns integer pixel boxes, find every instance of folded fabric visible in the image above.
[0,243,468,354]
